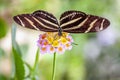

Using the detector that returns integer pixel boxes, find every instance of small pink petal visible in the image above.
[56,45,65,54]
[67,35,74,43]
[65,43,72,50]
[47,45,55,54]
[37,40,42,47]
[39,34,46,40]
[40,46,48,54]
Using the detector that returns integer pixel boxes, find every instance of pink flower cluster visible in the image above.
[37,32,73,54]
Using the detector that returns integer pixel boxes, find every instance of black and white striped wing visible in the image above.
[60,10,110,33]
[13,10,59,32]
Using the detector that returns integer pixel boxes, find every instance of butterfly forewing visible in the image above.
[13,10,59,32]
[32,10,59,29]
[60,11,110,33]
[60,10,86,29]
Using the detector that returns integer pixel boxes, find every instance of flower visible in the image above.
[37,32,73,54]
[56,44,65,54]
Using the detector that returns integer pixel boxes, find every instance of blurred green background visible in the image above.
[0,0,120,80]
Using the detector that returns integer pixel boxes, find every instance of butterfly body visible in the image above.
[13,10,110,35]
[58,27,63,36]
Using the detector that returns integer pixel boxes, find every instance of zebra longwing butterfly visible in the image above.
[13,10,110,36]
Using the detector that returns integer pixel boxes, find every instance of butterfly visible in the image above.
[13,10,110,36]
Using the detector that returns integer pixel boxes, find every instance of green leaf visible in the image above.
[11,24,22,56]
[0,47,6,57]
[0,74,7,80]
[0,18,8,38]
[11,24,16,45]
[12,47,25,80]
[24,62,32,72]
[11,24,25,80]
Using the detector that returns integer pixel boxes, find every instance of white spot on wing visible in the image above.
[38,17,59,28]
[85,19,98,33]
[63,15,89,30]
[17,16,25,27]
[33,12,57,21]
[60,17,82,28]
[100,19,105,30]
[32,17,57,30]
[24,17,39,30]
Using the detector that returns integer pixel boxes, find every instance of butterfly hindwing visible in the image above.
[13,10,59,32]
[60,11,110,33]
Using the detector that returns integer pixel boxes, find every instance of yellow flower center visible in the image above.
[41,34,46,39]
[47,36,54,44]
[52,40,59,47]
[41,47,47,51]
[66,43,70,47]
[50,46,54,51]
[45,32,69,47]
[58,47,63,52]
[43,41,48,45]
[61,37,68,44]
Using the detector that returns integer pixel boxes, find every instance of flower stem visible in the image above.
[52,52,56,80]
[32,48,39,79]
